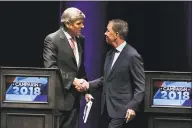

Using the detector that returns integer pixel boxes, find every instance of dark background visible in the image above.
[106,1,192,72]
[0,1,191,72]
[0,2,60,67]
[0,1,191,128]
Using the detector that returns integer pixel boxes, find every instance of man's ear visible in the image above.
[116,32,119,36]
[114,32,118,38]
[65,22,71,28]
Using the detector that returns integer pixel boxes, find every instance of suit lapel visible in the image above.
[107,44,128,78]
[59,28,77,68]
[104,50,114,78]
[75,36,83,69]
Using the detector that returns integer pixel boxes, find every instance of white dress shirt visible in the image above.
[62,28,80,66]
[111,41,127,69]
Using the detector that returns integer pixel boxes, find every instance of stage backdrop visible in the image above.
[0,1,191,128]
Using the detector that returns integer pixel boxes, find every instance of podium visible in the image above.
[0,67,65,128]
[144,71,192,128]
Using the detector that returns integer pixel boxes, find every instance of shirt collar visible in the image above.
[116,41,126,52]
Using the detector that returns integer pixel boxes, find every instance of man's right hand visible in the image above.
[73,78,89,92]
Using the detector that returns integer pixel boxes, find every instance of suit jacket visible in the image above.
[89,43,145,118]
[43,26,87,111]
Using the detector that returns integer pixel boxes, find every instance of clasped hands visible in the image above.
[73,78,89,92]
[73,78,94,102]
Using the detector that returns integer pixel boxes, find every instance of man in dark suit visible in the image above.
[85,19,145,128]
[43,7,88,128]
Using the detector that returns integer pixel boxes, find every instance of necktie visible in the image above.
[69,38,77,58]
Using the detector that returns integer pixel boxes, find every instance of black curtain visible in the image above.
[106,1,192,72]
[0,1,60,67]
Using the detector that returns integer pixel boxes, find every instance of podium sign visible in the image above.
[5,75,48,103]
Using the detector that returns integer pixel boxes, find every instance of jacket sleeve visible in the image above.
[127,54,145,111]
[88,77,104,92]
[43,35,74,90]
[43,35,58,68]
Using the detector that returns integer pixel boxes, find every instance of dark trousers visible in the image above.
[59,98,80,128]
[100,104,129,128]
[59,108,80,128]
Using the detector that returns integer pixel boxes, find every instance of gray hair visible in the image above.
[109,19,129,39]
[61,7,85,24]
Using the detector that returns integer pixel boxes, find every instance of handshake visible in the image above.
[73,78,89,92]
[73,78,94,102]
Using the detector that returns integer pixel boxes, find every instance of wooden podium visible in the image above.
[0,67,66,128]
